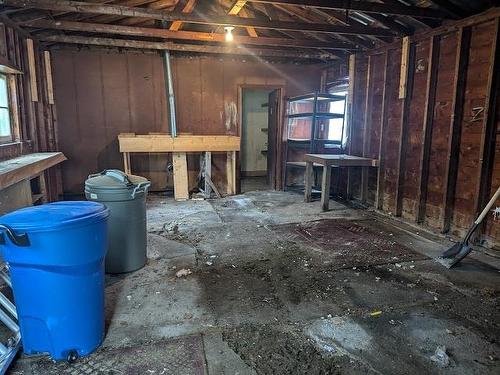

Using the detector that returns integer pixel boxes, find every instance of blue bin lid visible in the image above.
[0,201,109,232]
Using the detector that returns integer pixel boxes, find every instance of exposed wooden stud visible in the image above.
[173,152,189,201]
[26,38,37,102]
[375,51,389,211]
[361,54,373,203]
[416,35,440,223]
[22,19,357,50]
[41,35,340,59]
[442,27,471,233]
[248,0,454,19]
[43,50,54,105]
[394,41,416,217]
[398,36,410,99]
[474,18,500,220]
[346,54,355,200]
[3,0,397,36]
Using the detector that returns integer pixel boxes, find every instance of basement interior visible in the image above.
[0,1,499,374]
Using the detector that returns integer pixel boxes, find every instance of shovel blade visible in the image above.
[441,242,463,258]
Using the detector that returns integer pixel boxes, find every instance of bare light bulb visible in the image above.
[224,26,234,42]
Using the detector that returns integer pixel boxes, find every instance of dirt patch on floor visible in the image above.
[223,323,371,375]
[272,219,427,268]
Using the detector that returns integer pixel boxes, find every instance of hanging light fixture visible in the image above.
[224,26,235,42]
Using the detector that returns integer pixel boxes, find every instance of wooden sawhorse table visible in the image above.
[304,154,379,211]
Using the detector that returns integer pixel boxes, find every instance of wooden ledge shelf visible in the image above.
[0,152,66,190]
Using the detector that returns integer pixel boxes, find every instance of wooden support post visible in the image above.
[416,35,441,223]
[123,152,131,174]
[394,41,416,217]
[346,54,355,200]
[232,151,237,195]
[304,161,313,202]
[361,55,373,203]
[173,152,189,201]
[375,51,389,211]
[204,151,212,198]
[442,27,471,232]
[26,38,38,102]
[43,51,54,105]
[226,151,235,195]
[321,165,332,211]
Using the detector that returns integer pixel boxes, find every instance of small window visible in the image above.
[0,74,12,143]
[327,90,348,145]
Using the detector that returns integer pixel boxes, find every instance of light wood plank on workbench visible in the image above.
[118,134,241,152]
[0,152,67,190]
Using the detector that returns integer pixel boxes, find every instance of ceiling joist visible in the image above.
[39,34,340,59]
[1,0,398,36]
[21,19,360,50]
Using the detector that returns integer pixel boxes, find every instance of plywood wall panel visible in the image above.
[451,21,496,234]
[401,39,430,220]
[52,50,321,194]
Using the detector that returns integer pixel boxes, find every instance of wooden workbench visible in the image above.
[304,154,379,211]
[118,133,240,200]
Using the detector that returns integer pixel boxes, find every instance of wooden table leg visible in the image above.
[173,152,189,201]
[304,161,313,202]
[123,152,131,174]
[204,151,212,198]
[321,165,331,211]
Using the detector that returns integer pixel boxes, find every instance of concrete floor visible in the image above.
[9,190,500,374]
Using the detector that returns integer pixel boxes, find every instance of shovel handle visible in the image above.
[475,186,500,225]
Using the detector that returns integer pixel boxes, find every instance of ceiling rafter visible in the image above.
[247,0,455,19]
[228,0,258,37]
[0,0,398,37]
[21,18,360,50]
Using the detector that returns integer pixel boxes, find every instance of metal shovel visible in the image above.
[439,186,500,268]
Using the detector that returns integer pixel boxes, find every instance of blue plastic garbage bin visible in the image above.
[0,201,109,362]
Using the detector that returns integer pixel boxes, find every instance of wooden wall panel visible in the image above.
[401,39,430,219]
[335,9,500,249]
[451,21,496,235]
[52,50,321,194]
[0,22,61,200]
[380,48,403,213]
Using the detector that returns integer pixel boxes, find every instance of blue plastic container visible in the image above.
[0,201,109,361]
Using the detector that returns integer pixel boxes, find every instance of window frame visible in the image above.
[0,73,14,144]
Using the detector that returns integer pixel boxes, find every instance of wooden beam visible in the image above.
[229,0,258,37]
[41,34,340,59]
[2,0,398,36]
[118,134,241,153]
[398,36,410,99]
[375,51,389,211]
[169,0,196,31]
[441,27,471,233]
[416,35,440,223]
[346,54,355,200]
[249,0,454,19]
[22,19,357,50]
[394,41,416,217]
[361,54,372,203]
[26,38,38,102]
[43,50,54,105]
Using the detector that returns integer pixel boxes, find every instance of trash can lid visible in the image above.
[0,201,109,232]
[85,169,148,191]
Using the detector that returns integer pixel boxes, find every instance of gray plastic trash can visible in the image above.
[85,169,151,273]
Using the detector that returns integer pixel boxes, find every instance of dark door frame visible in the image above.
[237,84,285,193]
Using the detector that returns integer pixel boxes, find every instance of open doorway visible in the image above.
[240,87,282,193]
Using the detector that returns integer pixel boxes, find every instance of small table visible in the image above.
[304,154,379,211]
